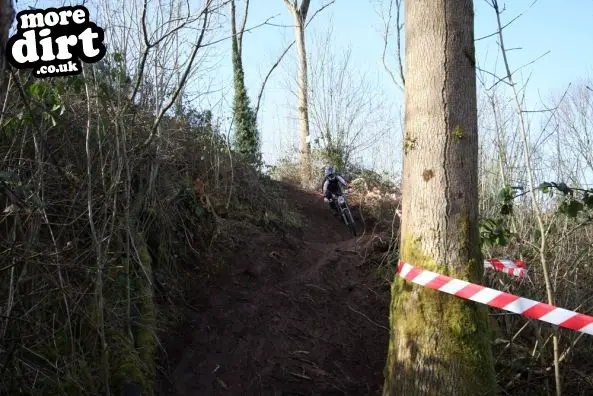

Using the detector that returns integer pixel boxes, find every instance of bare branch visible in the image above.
[255,43,293,118]
[255,0,335,117]
[380,0,404,90]
[476,11,522,41]
[510,50,551,78]
[394,0,404,87]
[198,14,279,49]
[306,0,335,24]
[142,6,210,147]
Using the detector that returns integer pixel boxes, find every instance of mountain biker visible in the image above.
[322,165,349,210]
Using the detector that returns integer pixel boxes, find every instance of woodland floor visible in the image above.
[157,183,392,395]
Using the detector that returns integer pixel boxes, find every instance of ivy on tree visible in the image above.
[230,4,261,169]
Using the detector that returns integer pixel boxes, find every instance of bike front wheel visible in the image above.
[345,210,357,236]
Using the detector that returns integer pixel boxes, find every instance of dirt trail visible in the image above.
[159,184,391,395]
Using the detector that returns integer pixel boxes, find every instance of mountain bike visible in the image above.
[330,191,357,237]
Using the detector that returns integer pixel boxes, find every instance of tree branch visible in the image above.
[142,5,210,147]
[256,0,335,117]
[381,0,404,90]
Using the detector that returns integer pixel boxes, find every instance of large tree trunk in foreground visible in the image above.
[383,1,497,395]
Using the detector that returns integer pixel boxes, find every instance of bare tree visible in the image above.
[555,81,593,185]
[308,25,394,171]
[383,0,496,394]
[95,0,220,122]
[254,0,334,121]
[282,0,312,187]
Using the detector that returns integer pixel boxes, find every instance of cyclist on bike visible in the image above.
[321,164,349,211]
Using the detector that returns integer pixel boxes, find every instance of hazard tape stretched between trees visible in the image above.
[397,261,593,336]
[484,258,527,278]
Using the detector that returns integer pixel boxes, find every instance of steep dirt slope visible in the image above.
[159,184,391,395]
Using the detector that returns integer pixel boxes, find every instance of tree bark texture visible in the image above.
[0,0,15,75]
[292,4,312,187]
[383,0,497,395]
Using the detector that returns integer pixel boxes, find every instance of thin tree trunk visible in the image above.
[284,0,312,187]
[383,0,497,394]
[294,11,312,186]
[0,0,12,131]
[490,1,561,393]
[0,0,14,85]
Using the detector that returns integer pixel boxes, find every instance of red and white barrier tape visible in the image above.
[484,258,527,278]
[397,261,593,335]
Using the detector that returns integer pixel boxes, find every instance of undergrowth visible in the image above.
[0,63,299,395]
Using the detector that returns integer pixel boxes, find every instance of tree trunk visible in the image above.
[292,4,312,187]
[383,1,497,395]
[230,0,260,168]
[283,0,311,186]
[0,0,14,78]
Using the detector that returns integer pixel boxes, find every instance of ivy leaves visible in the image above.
[480,186,520,247]
[480,182,593,248]
[498,185,518,215]
[480,217,511,247]
[539,181,593,218]
[3,81,66,137]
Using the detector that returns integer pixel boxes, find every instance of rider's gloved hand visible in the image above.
[324,197,330,203]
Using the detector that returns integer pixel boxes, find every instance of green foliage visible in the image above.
[480,218,511,247]
[497,185,517,215]
[479,186,521,247]
[16,80,67,127]
[311,132,348,171]
[480,181,593,248]
[538,181,593,219]
[559,199,584,218]
[2,115,18,138]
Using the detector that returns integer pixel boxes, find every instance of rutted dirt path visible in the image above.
[159,185,391,395]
